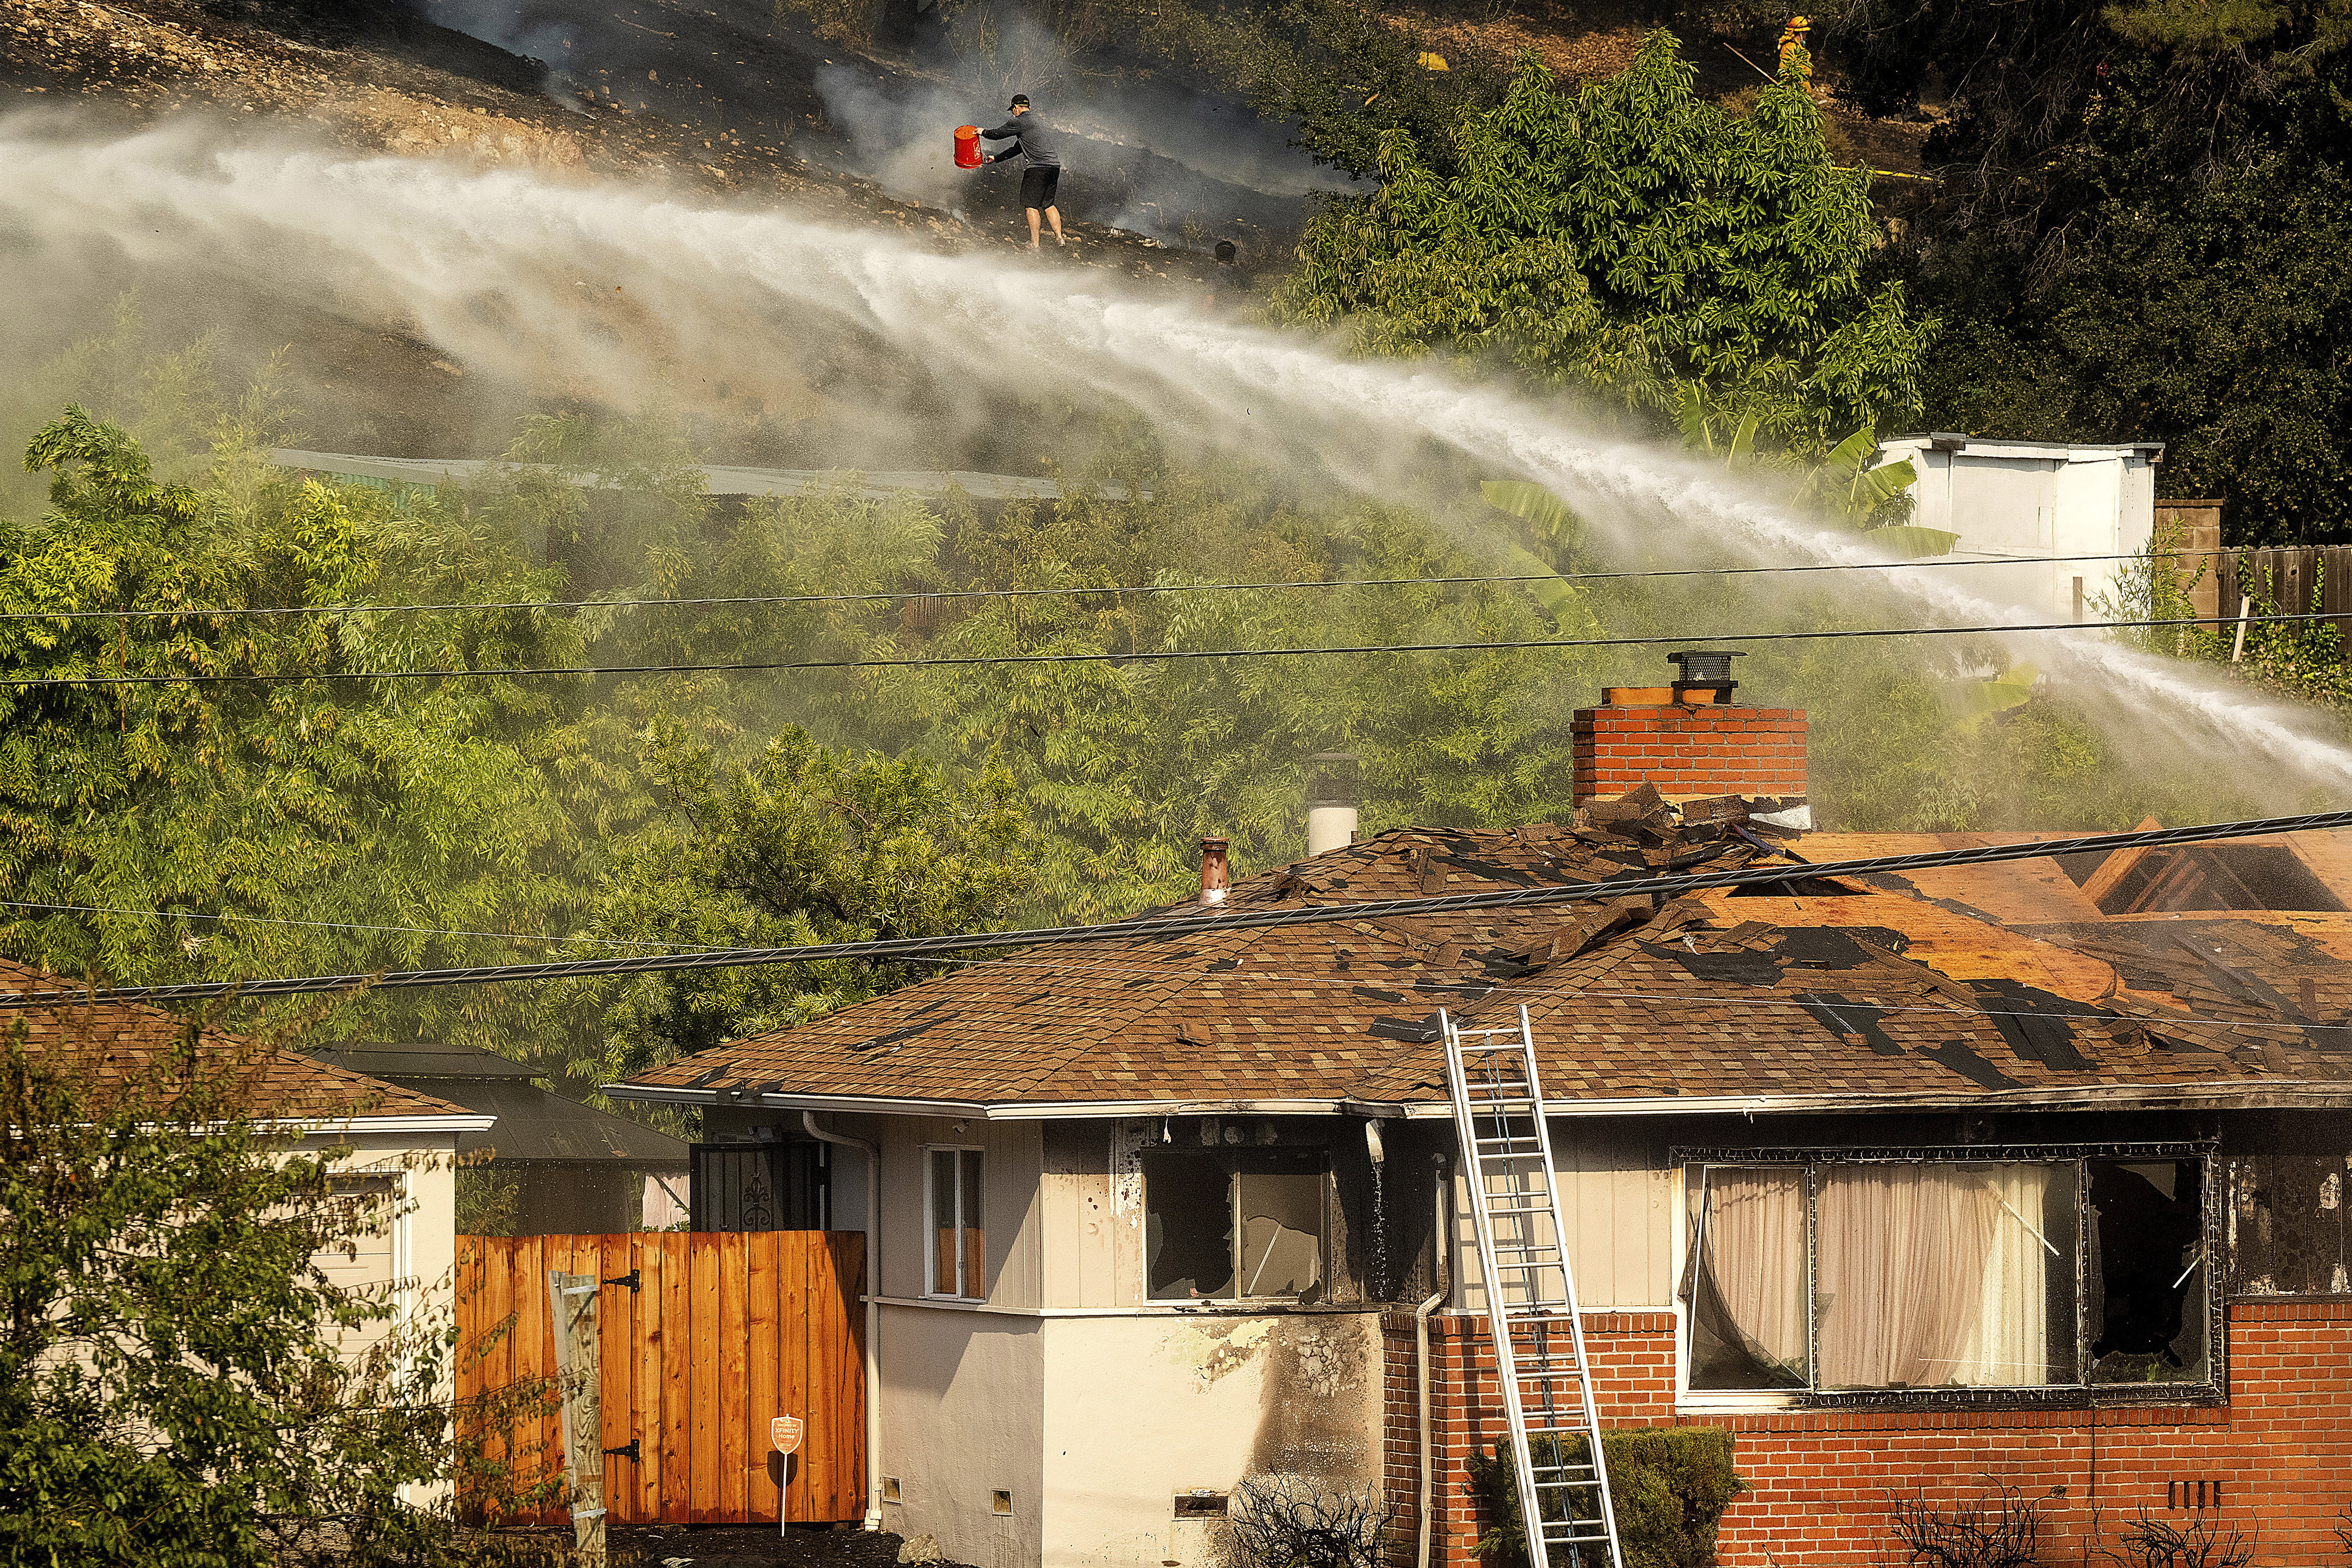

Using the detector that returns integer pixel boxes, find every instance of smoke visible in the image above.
[408,0,1339,246]
[1,113,2347,793]
[807,12,1340,244]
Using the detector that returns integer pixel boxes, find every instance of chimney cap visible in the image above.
[1668,649,1743,682]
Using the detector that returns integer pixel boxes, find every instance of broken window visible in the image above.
[2086,1160,2207,1384]
[927,1147,985,1300]
[1684,1154,2213,1400]
[1685,1167,1808,1390]
[1144,1148,1327,1302]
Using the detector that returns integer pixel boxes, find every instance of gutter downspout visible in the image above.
[804,1111,884,1532]
[1417,1150,1452,1568]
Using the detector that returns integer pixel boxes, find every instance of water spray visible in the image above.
[0,115,2344,786]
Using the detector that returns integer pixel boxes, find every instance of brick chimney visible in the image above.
[1571,651,1808,808]
[1198,836,1231,906]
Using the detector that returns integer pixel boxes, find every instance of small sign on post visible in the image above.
[547,1271,606,1567]
[772,1414,804,1537]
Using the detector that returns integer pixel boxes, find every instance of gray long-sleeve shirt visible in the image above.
[982,114,1062,168]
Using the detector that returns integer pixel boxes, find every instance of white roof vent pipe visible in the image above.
[1306,752,1360,856]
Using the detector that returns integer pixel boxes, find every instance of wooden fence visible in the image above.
[2155,503,2352,639]
[456,1232,866,1526]
[2213,546,2352,639]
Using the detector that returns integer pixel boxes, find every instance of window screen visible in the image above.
[1144,1148,1326,1301]
[1686,1167,1808,1391]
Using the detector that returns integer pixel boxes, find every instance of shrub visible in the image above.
[1222,1474,1390,1568]
[1467,1428,1746,1568]
[2105,1512,2256,1568]
[1889,1486,2042,1568]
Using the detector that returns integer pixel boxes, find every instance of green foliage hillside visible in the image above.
[1274,35,1935,451]
[1841,0,2352,540]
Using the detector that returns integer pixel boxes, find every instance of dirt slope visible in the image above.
[2,0,1245,459]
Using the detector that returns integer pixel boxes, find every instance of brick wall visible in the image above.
[1570,706,1808,806]
[1382,1301,2352,1567]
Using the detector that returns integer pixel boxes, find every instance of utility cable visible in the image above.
[0,897,727,953]
[6,809,2349,1006]
[0,549,2227,625]
[0,608,2329,689]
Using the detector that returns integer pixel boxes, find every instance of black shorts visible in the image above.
[1020,164,1060,210]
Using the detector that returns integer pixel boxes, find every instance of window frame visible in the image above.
[1140,1146,1332,1304]
[923,1144,987,1302]
[1669,1141,2224,1411]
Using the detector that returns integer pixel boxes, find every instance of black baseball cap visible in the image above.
[1009,93,1030,108]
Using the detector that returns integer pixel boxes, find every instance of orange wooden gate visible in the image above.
[455,1232,865,1526]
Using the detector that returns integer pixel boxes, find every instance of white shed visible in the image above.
[1873,433,2164,623]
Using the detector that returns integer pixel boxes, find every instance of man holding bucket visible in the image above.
[962,95,1064,250]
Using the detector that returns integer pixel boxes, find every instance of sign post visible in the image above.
[547,1271,606,1566]
[771,1414,803,1535]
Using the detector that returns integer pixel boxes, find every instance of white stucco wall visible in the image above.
[297,1127,463,1344]
[297,1124,467,1506]
[875,1303,1048,1568]
[1041,1311,1385,1568]
[875,1303,1386,1568]
[1871,435,2162,625]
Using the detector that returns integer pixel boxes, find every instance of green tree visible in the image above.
[566,723,1034,1086]
[1275,34,1937,449]
[0,408,588,1029]
[0,1019,461,1568]
[1837,0,2352,540]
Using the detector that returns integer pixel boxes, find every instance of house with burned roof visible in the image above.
[606,668,2352,1568]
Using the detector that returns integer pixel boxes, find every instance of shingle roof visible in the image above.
[618,804,2352,1116]
[0,960,473,1122]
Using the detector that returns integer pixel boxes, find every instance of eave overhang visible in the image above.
[602,1081,2352,1121]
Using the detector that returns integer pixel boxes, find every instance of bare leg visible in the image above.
[1045,204,1065,245]
[1025,206,1042,249]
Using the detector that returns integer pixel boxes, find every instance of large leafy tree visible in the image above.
[0,1021,460,1568]
[0,407,585,1011]
[565,724,1034,1085]
[1275,34,1937,449]
[1840,0,2352,540]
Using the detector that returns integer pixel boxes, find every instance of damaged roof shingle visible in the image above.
[615,809,2352,1114]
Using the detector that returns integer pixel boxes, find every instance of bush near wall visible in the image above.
[1467,1428,1747,1568]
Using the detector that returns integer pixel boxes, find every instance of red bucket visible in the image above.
[953,125,983,168]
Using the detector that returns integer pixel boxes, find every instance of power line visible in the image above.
[3,880,2310,1038]
[6,809,2347,1007]
[0,608,2325,689]
[0,549,2209,625]
[0,898,725,954]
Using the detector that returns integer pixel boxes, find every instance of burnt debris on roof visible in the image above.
[602,788,2352,1116]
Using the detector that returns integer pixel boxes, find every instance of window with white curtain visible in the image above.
[1681,1154,2210,1399]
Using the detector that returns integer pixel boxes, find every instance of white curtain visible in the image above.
[1690,1167,1809,1386]
[1950,1166,2058,1385]
[1817,1164,2057,1389]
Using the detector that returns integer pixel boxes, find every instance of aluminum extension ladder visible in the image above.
[1441,1005,1625,1568]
